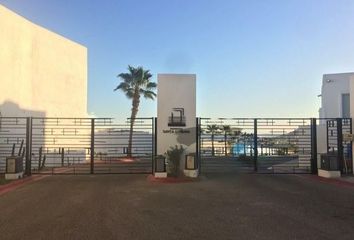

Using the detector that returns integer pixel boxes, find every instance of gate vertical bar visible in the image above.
[326,121,330,152]
[336,118,343,173]
[196,117,199,170]
[350,118,353,174]
[153,117,157,174]
[25,117,32,176]
[61,148,64,167]
[311,118,318,174]
[90,118,95,174]
[253,119,258,172]
[198,118,202,174]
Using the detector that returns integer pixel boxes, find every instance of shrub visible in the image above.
[166,145,185,177]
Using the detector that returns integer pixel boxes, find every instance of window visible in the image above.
[341,93,350,118]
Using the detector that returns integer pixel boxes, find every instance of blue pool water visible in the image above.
[233,143,246,155]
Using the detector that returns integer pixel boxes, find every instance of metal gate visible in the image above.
[0,117,154,175]
[1,116,353,175]
[0,118,28,174]
[198,118,314,174]
[93,118,154,174]
[198,118,255,173]
[326,118,353,174]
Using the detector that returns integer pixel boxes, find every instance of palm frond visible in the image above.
[128,65,136,75]
[125,90,134,99]
[143,70,153,81]
[117,73,133,83]
[114,82,130,91]
[115,65,157,100]
[140,89,156,100]
[206,125,220,133]
[145,82,157,90]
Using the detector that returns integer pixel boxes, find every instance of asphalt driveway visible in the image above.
[0,173,354,240]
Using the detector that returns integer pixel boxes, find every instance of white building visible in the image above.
[0,5,88,173]
[318,72,354,176]
[319,72,354,119]
[0,5,88,117]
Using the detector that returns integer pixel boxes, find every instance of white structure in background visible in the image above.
[319,73,354,119]
[0,5,88,117]
[318,72,354,177]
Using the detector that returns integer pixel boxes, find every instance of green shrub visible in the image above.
[166,145,185,177]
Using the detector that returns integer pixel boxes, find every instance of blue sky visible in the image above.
[2,0,354,119]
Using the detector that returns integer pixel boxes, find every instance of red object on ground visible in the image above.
[0,175,47,196]
[303,175,354,188]
[147,174,198,184]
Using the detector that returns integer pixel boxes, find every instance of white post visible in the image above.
[157,74,197,177]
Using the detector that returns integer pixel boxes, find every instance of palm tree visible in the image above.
[240,132,254,156]
[114,65,157,157]
[206,125,220,156]
[228,128,242,156]
[221,125,231,156]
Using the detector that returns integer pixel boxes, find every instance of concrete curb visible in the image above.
[147,174,199,184]
[0,175,48,196]
[302,175,354,188]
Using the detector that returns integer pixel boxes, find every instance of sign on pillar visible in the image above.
[157,74,198,177]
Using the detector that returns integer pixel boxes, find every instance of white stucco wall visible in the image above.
[320,73,353,118]
[0,5,87,117]
[319,72,354,173]
[349,75,354,120]
[157,74,197,156]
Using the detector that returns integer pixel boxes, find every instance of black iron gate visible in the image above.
[198,118,255,173]
[93,118,154,174]
[326,118,353,174]
[1,116,353,175]
[0,117,28,174]
[0,117,154,175]
[198,118,354,174]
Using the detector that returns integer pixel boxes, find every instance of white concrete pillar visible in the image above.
[156,74,197,175]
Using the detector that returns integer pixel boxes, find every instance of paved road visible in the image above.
[0,173,354,240]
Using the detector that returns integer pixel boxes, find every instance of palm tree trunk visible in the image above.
[211,133,215,156]
[224,132,227,156]
[243,140,246,155]
[128,91,140,157]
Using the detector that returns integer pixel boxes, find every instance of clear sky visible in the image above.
[2,0,354,119]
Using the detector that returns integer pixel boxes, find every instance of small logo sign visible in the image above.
[168,108,186,127]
